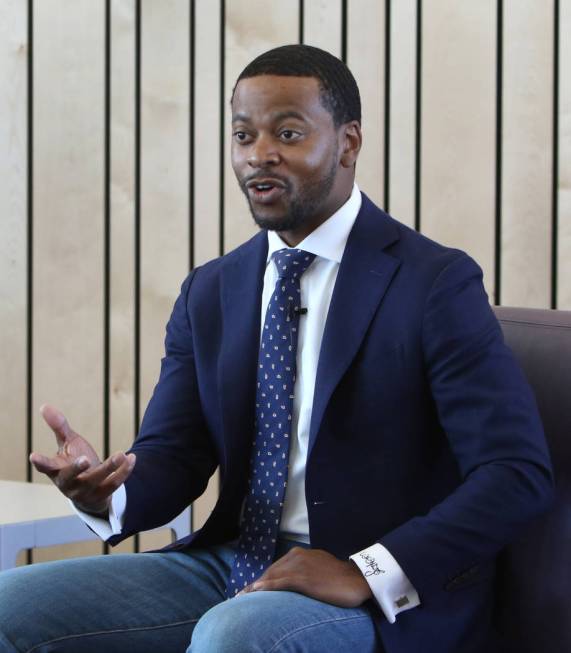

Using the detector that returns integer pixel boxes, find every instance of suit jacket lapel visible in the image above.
[308,196,401,457]
[219,232,267,471]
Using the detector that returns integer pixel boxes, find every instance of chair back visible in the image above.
[493,306,571,652]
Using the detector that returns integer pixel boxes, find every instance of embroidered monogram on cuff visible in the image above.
[350,542,420,624]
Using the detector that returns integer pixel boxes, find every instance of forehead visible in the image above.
[231,75,330,123]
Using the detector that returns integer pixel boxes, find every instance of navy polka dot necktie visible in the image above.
[227,248,316,596]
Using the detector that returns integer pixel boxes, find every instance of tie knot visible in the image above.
[273,248,316,281]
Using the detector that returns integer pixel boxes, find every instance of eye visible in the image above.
[233,131,252,144]
[279,129,301,142]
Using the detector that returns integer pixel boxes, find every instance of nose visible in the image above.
[247,135,280,168]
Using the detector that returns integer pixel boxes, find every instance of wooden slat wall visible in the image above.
[138,0,191,550]
[0,0,568,563]
[304,0,342,58]
[193,0,221,269]
[32,0,105,561]
[0,0,27,482]
[501,1,554,307]
[191,0,222,530]
[108,0,136,554]
[347,0,385,208]
[421,0,496,299]
[388,0,416,229]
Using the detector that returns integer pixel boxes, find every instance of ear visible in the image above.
[339,121,362,168]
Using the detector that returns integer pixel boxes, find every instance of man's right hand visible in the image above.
[29,404,136,517]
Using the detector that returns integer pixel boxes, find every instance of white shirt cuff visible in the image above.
[350,542,420,624]
[70,484,127,541]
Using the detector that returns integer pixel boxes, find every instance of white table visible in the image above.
[0,480,191,570]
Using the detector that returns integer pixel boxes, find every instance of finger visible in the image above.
[236,566,277,596]
[53,455,91,490]
[39,404,74,448]
[236,582,258,596]
[68,454,135,510]
[29,452,63,477]
[249,577,297,593]
[236,548,306,596]
[95,453,136,496]
[77,452,135,489]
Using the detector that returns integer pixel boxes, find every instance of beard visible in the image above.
[239,156,338,233]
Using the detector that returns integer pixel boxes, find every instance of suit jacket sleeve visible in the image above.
[379,253,554,599]
[109,269,218,544]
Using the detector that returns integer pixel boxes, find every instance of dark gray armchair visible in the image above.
[493,306,571,652]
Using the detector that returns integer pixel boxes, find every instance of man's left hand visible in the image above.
[237,547,373,608]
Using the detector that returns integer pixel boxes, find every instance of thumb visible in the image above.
[40,404,74,448]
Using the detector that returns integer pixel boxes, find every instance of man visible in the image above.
[0,45,553,653]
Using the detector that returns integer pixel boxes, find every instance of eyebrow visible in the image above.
[231,110,308,124]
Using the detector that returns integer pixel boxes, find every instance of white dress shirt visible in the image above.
[76,183,420,623]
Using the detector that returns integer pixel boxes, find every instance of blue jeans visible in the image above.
[0,540,383,652]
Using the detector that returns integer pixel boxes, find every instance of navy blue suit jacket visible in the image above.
[110,194,553,653]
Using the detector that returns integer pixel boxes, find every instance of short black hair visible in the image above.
[234,44,361,128]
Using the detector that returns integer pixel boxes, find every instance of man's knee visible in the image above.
[188,590,380,653]
[188,595,271,653]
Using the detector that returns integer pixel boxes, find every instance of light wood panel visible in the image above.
[559,0,571,309]
[0,0,27,481]
[109,0,136,554]
[347,0,384,207]
[389,0,417,229]
[501,1,554,307]
[193,0,221,267]
[191,0,222,530]
[223,0,299,252]
[138,0,190,550]
[421,0,496,299]
[32,0,105,560]
[303,0,342,57]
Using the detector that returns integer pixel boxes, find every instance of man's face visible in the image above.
[231,75,354,243]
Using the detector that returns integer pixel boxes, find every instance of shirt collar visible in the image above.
[266,183,362,265]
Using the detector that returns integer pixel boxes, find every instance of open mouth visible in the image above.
[246,179,286,204]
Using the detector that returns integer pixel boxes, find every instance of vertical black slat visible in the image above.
[219,0,225,257]
[104,0,111,463]
[218,0,226,497]
[299,0,304,44]
[26,0,34,491]
[341,0,347,63]
[414,0,422,232]
[103,0,111,556]
[494,0,503,306]
[189,0,196,534]
[189,0,195,272]
[134,0,142,554]
[551,0,560,309]
[26,0,34,568]
[383,0,391,212]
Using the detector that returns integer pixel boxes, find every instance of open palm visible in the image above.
[30,404,136,515]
